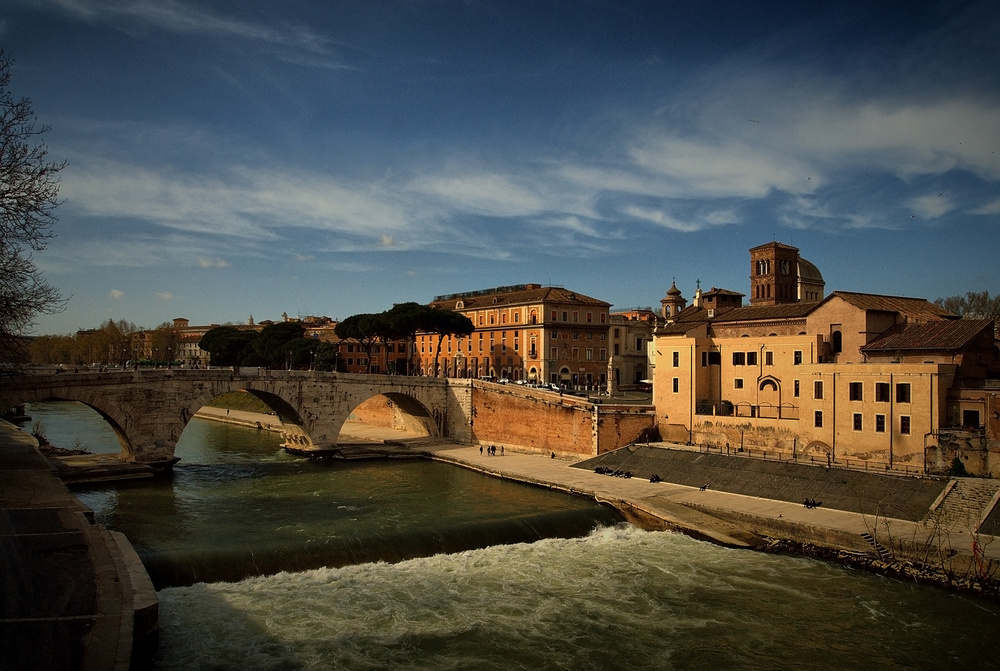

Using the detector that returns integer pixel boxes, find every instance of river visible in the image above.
[22,401,1000,670]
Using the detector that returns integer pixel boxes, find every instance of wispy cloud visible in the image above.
[108,289,124,299]
[155,292,173,300]
[43,0,338,54]
[198,258,230,268]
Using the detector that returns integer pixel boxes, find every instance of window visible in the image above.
[551,347,557,360]
[586,349,593,361]
[734,378,744,389]
[672,377,679,393]
[701,352,708,367]
[794,350,802,365]
[614,344,620,355]
[831,330,843,353]
[849,382,863,401]
[814,381,823,400]
[572,312,579,322]
[672,351,679,367]
[551,310,557,321]
[747,352,758,366]
[794,380,800,397]
[707,351,721,365]
[896,383,911,403]
[853,413,863,431]
[552,330,558,339]
[814,411,823,428]
[875,414,886,433]
[614,328,620,338]
[562,311,568,321]
[733,352,746,366]
[600,313,606,323]
[765,351,773,366]
[636,337,643,351]
[900,416,911,435]
[875,383,890,402]
[587,312,593,323]
[600,349,606,361]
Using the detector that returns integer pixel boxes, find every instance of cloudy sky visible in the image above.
[3,0,999,334]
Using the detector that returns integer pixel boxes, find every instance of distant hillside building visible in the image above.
[653,243,1000,476]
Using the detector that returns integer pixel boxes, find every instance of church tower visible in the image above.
[660,281,686,320]
[749,242,801,306]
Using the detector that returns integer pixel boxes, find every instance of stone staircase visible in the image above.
[923,478,1000,533]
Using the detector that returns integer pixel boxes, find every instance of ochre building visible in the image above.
[416,284,611,386]
[653,243,1000,476]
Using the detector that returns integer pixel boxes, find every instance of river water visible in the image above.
[22,401,1000,670]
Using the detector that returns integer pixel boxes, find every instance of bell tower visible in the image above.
[749,242,800,306]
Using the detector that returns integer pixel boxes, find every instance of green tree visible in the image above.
[312,341,342,372]
[426,308,475,377]
[0,51,66,363]
[335,313,384,373]
[199,326,257,366]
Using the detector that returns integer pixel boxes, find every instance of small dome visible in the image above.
[666,281,682,297]
[797,258,823,282]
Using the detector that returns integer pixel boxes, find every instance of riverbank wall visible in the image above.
[0,421,157,670]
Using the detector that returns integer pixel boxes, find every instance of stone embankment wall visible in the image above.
[467,382,655,456]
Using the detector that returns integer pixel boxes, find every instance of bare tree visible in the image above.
[0,51,65,362]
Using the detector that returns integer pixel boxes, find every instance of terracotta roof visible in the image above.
[711,302,817,323]
[861,319,994,352]
[827,291,955,320]
[430,285,609,310]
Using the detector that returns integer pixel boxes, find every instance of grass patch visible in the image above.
[205,391,274,414]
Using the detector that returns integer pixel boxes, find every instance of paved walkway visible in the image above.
[423,442,1000,564]
[0,422,155,671]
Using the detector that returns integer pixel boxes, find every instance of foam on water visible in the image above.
[156,525,1000,671]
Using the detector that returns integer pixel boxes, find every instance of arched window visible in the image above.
[832,330,843,354]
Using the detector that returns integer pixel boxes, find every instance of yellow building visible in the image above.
[418,284,611,386]
[653,244,1000,476]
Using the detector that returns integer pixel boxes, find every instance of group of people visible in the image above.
[803,498,822,508]
[593,466,632,478]
[480,444,504,456]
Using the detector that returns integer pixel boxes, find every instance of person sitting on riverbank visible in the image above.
[699,483,709,491]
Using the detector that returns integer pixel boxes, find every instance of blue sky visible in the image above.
[3,0,999,334]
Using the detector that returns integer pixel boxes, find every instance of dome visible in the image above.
[797,257,823,283]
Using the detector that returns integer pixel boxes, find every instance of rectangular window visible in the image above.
[672,351,679,367]
[614,328,620,338]
[672,377,679,393]
[794,380,800,397]
[550,346,557,360]
[707,351,721,365]
[572,347,579,360]
[562,311,568,321]
[853,413,863,431]
[849,382,863,401]
[765,351,773,366]
[587,312,593,323]
[551,310,557,321]
[600,348,607,361]
[876,383,890,402]
[794,350,802,365]
[875,414,886,433]
[747,352,758,366]
[636,337,643,351]
[701,352,708,367]
[900,416,911,435]
[614,344,620,355]
[814,411,823,428]
[586,349,593,361]
[733,352,746,366]
[896,383,911,404]
[814,381,823,400]
[734,378,744,389]
[572,312,579,322]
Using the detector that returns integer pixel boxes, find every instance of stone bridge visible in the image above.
[0,369,471,464]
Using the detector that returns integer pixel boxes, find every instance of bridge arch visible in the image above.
[0,370,459,464]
